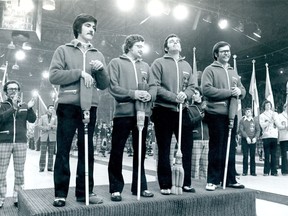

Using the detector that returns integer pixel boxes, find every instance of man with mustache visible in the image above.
[49,13,109,207]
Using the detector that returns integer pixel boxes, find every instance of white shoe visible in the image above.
[206,183,217,191]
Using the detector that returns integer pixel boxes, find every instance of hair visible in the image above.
[122,34,145,54]
[47,104,54,109]
[72,13,97,38]
[163,34,179,53]
[244,107,252,112]
[194,86,202,96]
[212,41,231,60]
[3,80,21,93]
[261,100,272,110]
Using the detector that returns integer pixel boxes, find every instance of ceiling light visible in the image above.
[218,18,228,29]
[172,4,188,20]
[12,62,19,70]
[202,14,212,23]
[233,22,244,32]
[253,26,262,38]
[43,0,55,11]
[117,0,135,12]
[8,41,16,49]
[15,50,26,61]
[147,0,165,16]
[22,42,32,50]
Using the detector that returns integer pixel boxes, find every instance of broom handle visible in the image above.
[223,127,232,189]
[137,125,143,200]
[177,103,183,154]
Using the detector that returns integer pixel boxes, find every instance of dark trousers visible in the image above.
[280,141,288,174]
[54,104,97,198]
[152,107,193,189]
[108,117,148,194]
[39,138,56,170]
[241,140,256,174]
[206,112,237,185]
[262,138,278,175]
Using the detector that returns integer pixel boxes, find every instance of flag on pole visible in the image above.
[265,63,275,109]
[233,55,242,122]
[34,93,47,143]
[0,61,8,102]
[192,47,198,87]
[249,60,260,117]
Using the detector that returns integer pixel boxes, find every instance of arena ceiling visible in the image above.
[0,0,288,105]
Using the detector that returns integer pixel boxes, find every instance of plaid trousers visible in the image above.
[191,140,209,180]
[0,142,27,203]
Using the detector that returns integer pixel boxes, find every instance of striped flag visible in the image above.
[265,63,275,109]
[233,55,242,121]
[249,60,260,116]
[0,61,8,102]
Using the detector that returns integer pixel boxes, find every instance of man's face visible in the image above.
[129,41,145,59]
[192,90,202,103]
[166,37,182,54]
[265,102,271,111]
[78,21,96,42]
[245,109,252,118]
[6,83,20,100]
[48,106,54,114]
[216,45,231,64]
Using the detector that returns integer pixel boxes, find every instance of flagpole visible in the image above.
[251,60,255,116]
[192,47,198,87]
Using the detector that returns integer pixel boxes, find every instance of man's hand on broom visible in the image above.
[176,91,187,104]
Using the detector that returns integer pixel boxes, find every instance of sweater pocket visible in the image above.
[114,102,135,117]
[58,89,80,105]
[206,101,229,115]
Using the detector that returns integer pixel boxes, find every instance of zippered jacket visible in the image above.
[188,102,209,140]
[151,55,196,111]
[201,61,246,115]
[259,110,278,139]
[49,39,109,107]
[108,55,157,117]
[0,99,36,143]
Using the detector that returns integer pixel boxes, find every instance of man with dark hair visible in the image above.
[0,80,36,208]
[49,13,109,207]
[151,34,196,195]
[107,34,156,201]
[38,105,57,172]
[201,41,246,191]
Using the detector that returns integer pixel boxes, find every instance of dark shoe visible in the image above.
[271,173,278,176]
[111,192,122,202]
[132,190,154,197]
[227,183,245,189]
[235,172,240,176]
[183,186,196,193]
[39,169,44,172]
[47,169,53,172]
[251,173,257,176]
[242,173,247,176]
[53,198,66,207]
[263,173,268,176]
[0,201,3,208]
[14,202,18,207]
[76,193,103,204]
